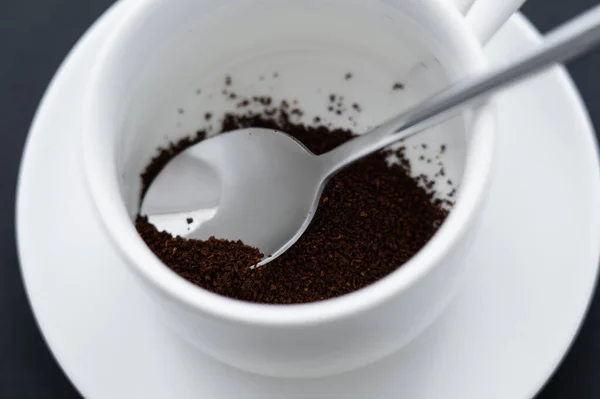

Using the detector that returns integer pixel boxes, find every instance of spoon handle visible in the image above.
[320,4,600,178]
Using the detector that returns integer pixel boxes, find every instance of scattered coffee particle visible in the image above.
[225,75,232,86]
[328,106,334,112]
[352,103,362,112]
[273,72,279,78]
[447,179,453,185]
[419,155,425,161]
[195,89,202,95]
[291,109,304,117]
[186,218,194,224]
[421,143,428,149]
[440,144,446,154]
[393,82,405,90]
[336,110,342,115]
[314,116,321,124]
[281,100,290,109]
[329,94,336,102]
[259,75,265,81]
[345,73,353,80]
[253,96,272,106]
[205,112,212,121]
[237,99,250,108]
[395,146,411,172]
[137,102,449,305]
[229,93,237,100]
[178,108,184,115]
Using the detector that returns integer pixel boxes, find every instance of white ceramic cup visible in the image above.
[83,0,525,378]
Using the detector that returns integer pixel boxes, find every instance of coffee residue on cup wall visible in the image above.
[136,75,454,305]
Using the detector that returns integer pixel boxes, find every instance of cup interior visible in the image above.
[84,0,493,319]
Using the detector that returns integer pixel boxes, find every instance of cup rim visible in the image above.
[82,0,496,327]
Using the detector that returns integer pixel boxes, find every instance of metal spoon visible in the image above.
[142,5,600,266]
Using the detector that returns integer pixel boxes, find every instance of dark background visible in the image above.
[1,0,599,397]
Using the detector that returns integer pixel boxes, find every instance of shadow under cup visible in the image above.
[85,0,493,378]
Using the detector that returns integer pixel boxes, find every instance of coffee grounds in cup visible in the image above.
[136,101,449,304]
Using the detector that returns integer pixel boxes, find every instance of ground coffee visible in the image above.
[136,88,449,304]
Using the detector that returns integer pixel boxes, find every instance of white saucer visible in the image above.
[16,2,600,398]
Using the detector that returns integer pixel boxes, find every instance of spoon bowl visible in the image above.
[142,128,326,265]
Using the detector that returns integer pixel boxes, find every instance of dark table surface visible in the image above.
[1,0,599,398]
